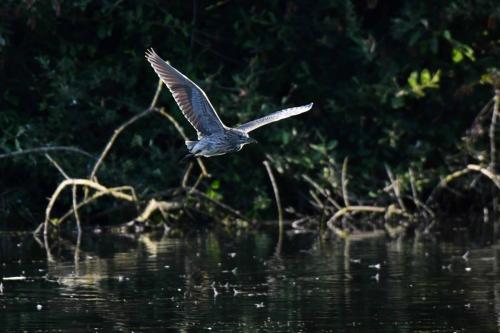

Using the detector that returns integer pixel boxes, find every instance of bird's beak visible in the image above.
[249,137,258,144]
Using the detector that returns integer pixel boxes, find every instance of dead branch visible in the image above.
[72,185,82,235]
[131,198,182,223]
[56,186,137,225]
[45,154,70,179]
[45,153,82,234]
[263,160,284,255]
[302,174,342,210]
[341,157,350,207]
[385,164,407,211]
[263,160,284,225]
[182,162,194,188]
[467,164,500,188]
[149,78,163,109]
[43,178,135,236]
[489,89,499,172]
[407,168,436,219]
[186,187,248,222]
[425,168,472,205]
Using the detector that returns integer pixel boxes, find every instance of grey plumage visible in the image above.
[145,48,313,158]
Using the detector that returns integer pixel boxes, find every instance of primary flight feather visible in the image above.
[145,48,313,158]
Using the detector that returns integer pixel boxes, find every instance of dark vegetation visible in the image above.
[0,1,498,238]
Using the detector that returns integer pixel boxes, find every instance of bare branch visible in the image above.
[44,178,135,236]
[150,79,163,109]
[467,164,500,188]
[489,89,499,172]
[186,187,248,222]
[341,157,350,207]
[45,154,70,179]
[385,164,407,211]
[302,174,342,210]
[263,161,283,224]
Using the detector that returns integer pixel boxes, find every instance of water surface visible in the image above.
[1,229,499,332]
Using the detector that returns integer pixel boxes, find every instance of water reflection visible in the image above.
[1,229,500,332]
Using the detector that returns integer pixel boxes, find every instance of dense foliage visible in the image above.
[0,1,498,227]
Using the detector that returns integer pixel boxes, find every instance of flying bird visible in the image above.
[145,48,313,158]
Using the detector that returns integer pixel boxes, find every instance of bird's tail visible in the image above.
[185,140,198,152]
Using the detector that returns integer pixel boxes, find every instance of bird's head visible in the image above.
[246,136,258,144]
[235,131,258,145]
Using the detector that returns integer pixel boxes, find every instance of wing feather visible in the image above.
[236,103,313,133]
[145,48,225,138]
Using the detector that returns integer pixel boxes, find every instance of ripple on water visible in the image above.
[0,231,499,332]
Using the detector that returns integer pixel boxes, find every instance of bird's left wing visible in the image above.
[145,48,226,138]
[236,103,313,133]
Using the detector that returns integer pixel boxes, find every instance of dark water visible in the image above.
[1,228,500,332]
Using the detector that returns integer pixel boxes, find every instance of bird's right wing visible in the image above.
[145,48,226,138]
[236,103,313,133]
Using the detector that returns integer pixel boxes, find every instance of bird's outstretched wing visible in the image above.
[236,103,313,133]
[145,48,226,138]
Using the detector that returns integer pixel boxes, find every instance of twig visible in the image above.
[90,80,163,181]
[0,146,93,160]
[489,89,499,172]
[263,161,283,225]
[385,164,407,211]
[425,168,472,205]
[45,154,70,179]
[72,185,82,235]
[408,168,435,219]
[302,174,342,210]
[186,187,248,221]
[409,168,418,204]
[45,153,82,238]
[156,107,189,139]
[341,157,350,207]
[467,164,500,188]
[150,79,163,109]
[156,107,208,177]
[328,205,385,223]
[189,173,204,193]
[263,160,284,255]
[89,108,154,181]
[131,199,182,223]
[182,162,194,188]
[469,98,494,134]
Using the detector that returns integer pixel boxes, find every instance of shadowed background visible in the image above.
[0,1,498,228]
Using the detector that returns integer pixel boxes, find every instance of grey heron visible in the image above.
[145,48,313,158]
